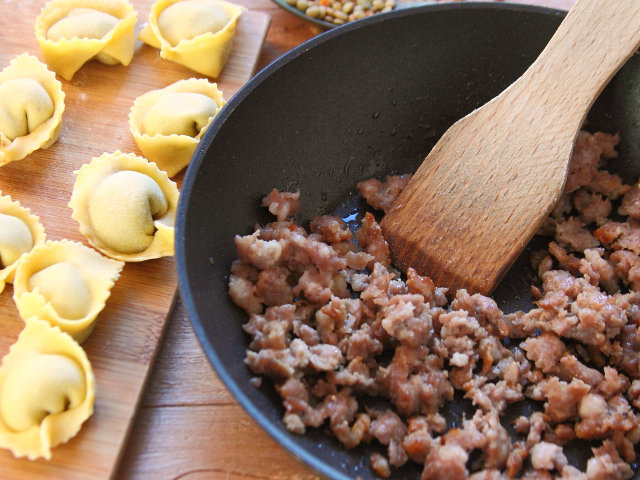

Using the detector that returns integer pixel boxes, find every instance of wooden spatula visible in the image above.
[380,0,640,296]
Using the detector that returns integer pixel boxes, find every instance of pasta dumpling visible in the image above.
[35,0,137,81]
[69,151,179,261]
[13,240,124,343]
[2,354,85,432]
[0,54,65,166]
[138,0,244,78]
[129,78,225,176]
[46,8,119,42]
[157,1,231,46]
[143,92,217,136]
[0,194,46,294]
[0,80,53,142]
[28,263,92,320]
[0,215,32,267]
[0,318,95,460]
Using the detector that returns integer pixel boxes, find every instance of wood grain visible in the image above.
[381,0,640,295]
[125,403,320,480]
[0,1,269,479]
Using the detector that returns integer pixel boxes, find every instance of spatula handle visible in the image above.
[381,0,640,296]
[513,0,640,122]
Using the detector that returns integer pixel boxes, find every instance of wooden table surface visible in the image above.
[117,0,575,479]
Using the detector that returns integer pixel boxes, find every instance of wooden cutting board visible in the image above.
[0,1,269,479]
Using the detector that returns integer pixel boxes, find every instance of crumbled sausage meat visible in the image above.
[228,130,640,478]
[357,174,412,213]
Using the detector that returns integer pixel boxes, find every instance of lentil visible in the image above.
[305,5,321,16]
[333,9,348,20]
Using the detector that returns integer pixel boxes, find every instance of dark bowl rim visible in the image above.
[176,2,566,478]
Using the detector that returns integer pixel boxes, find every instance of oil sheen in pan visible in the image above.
[331,186,541,313]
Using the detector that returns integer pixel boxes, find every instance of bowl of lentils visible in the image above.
[275,0,397,28]
[272,0,521,29]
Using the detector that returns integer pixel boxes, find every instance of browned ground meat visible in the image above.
[619,184,640,218]
[573,189,612,224]
[261,188,301,221]
[357,174,412,212]
[227,130,640,478]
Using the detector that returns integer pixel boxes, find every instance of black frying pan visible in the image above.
[176,3,640,478]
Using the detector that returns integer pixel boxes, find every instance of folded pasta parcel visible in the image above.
[0,194,47,294]
[138,0,244,78]
[69,151,179,262]
[35,0,137,80]
[129,78,226,177]
[13,240,124,343]
[0,318,95,460]
[0,54,65,166]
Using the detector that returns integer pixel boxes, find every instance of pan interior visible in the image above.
[177,3,640,479]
